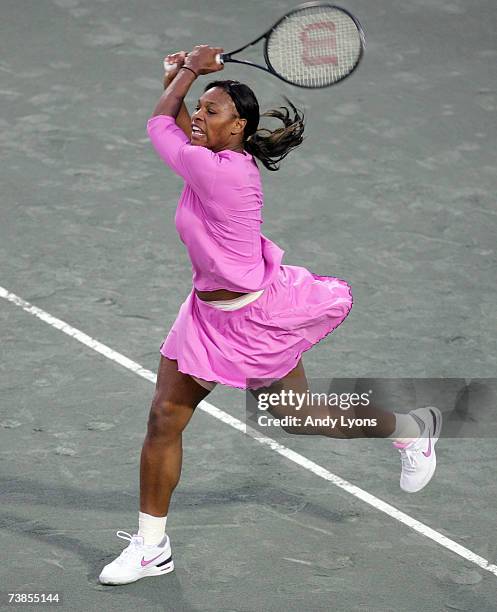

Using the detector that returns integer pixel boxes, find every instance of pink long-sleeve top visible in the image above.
[147,114,284,292]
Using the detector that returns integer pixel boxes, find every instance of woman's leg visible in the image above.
[140,355,213,516]
[249,358,396,438]
[248,358,442,493]
[99,356,213,585]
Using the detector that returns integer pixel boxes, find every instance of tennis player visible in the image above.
[99,45,442,585]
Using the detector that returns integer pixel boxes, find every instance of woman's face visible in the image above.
[191,87,247,152]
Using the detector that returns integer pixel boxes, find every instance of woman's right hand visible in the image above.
[163,51,187,88]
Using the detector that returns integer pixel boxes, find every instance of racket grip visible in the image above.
[163,54,224,73]
[163,59,176,73]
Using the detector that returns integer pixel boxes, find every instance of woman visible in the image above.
[99,45,442,585]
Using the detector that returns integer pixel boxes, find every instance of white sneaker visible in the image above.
[99,531,174,585]
[394,406,442,493]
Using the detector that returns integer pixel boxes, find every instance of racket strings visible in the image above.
[267,7,363,88]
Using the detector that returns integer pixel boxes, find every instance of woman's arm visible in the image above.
[174,100,192,139]
[152,68,196,119]
[161,51,193,138]
[147,46,225,198]
[151,45,223,119]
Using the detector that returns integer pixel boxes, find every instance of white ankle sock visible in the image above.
[389,413,423,444]
[138,512,167,546]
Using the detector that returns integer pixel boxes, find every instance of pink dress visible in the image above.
[147,115,353,390]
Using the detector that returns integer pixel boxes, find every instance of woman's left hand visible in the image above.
[184,45,224,76]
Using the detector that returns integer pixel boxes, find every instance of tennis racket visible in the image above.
[164,2,365,89]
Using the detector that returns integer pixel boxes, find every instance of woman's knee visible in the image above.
[147,396,194,440]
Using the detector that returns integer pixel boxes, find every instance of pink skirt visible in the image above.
[160,264,353,390]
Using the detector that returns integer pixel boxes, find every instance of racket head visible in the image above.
[263,2,366,89]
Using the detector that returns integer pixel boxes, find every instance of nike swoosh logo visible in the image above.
[422,433,432,458]
[141,552,165,567]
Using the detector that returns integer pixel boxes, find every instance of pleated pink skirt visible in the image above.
[160,264,353,390]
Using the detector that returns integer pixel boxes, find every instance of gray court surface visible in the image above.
[1,0,496,610]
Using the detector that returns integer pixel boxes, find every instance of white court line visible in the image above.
[2,284,497,578]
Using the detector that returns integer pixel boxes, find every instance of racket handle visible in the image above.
[163,53,224,73]
[163,59,176,73]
